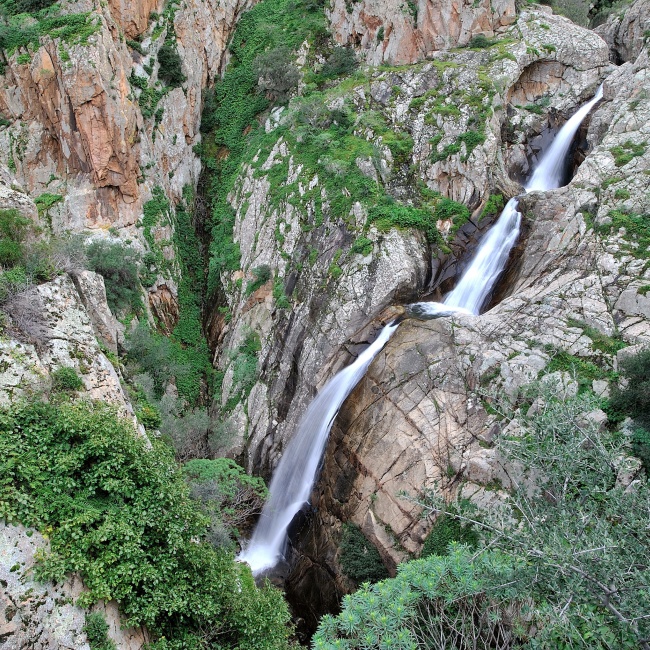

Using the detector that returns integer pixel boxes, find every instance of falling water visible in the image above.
[412,84,603,318]
[238,85,603,575]
[238,322,400,574]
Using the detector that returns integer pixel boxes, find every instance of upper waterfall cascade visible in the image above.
[238,85,604,576]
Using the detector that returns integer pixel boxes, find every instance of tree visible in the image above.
[253,46,300,102]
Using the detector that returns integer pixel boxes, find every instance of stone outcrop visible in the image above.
[0,522,148,650]
[327,0,517,65]
[595,0,650,63]
[0,0,255,239]
[0,273,133,414]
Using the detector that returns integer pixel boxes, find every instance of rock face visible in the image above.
[216,8,610,478]
[595,0,650,63]
[285,23,650,621]
[0,523,148,650]
[0,0,255,238]
[327,0,517,65]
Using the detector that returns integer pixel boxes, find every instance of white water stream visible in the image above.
[238,85,603,575]
[412,84,603,318]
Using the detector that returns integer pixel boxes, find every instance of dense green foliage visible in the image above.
[0,4,100,56]
[315,546,529,650]
[51,366,83,392]
[200,0,327,295]
[133,187,213,409]
[0,399,293,649]
[85,239,142,314]
[339,523,389,584]
[608,347,650,471]
[0,208,30,267]
[183,458,268,545]
[420,512,478,558]
[253,46,300,102]
[83,612,116,650]
[157,44,185,87]
[320,382,650,648]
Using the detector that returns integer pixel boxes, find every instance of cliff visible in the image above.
[0,0,649,645]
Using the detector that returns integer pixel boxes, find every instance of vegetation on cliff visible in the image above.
[316,372,650,649]
[0,397,293,649]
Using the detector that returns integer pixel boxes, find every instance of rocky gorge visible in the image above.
[0,0,649,646]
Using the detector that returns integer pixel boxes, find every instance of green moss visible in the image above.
[610,140,646,167]
[339,523,389,584]
[596,208,650,259]
[567,318,626,356]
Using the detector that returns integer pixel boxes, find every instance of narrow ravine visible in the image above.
[238,84,604,577]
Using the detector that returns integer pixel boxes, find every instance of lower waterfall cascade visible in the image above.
[238,84,604,576]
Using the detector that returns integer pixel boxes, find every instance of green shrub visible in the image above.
[253,46,300,102]
[314,546,528,649]
[551,0,590,25]
[339,523,389,583]
[0,0,57,14]
[420,513,479,558]
[0,239,23,266]
[137,404,162,430]
[350,236,373,256]
[608,348,650,471]
[0,399,293,649]
[157,44,185,87]
[320,46,358,79]
[245,264,272,295]
[183,458,268,542]
[0,265,29,303]
[85,239,142,314]
[0,208,30,243]
[467,33,491,48]
[51,366,83,392]
[83,612,116,650]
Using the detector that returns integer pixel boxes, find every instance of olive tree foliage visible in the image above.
[410,384,650,649]
[316,382,649,649]
[253,46,300,102]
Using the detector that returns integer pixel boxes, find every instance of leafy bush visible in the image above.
[0,239,22,266]
[0,208,30,246]
[83,612,116,650]
[467,33,491,48]
[0,399,293,649]
[0,265,29,303]
[253,46,300,102]
[551,0,590,25]
[320,46,358,79]
[0,9,100,55]
[339,523,389,583]
[183,458,268,543]
[157,44,185,87]
[420,512,478,558]
[315,545,528,649]
[51,366,83,392]
[245,264,272,295]
[407,382,650,647]
[85,239,142,314]
[0,0,57,15]
[608,347,650,470]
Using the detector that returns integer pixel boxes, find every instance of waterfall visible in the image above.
[238,322,400,574]
[412,84,603,318]
[238,86,603,576]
